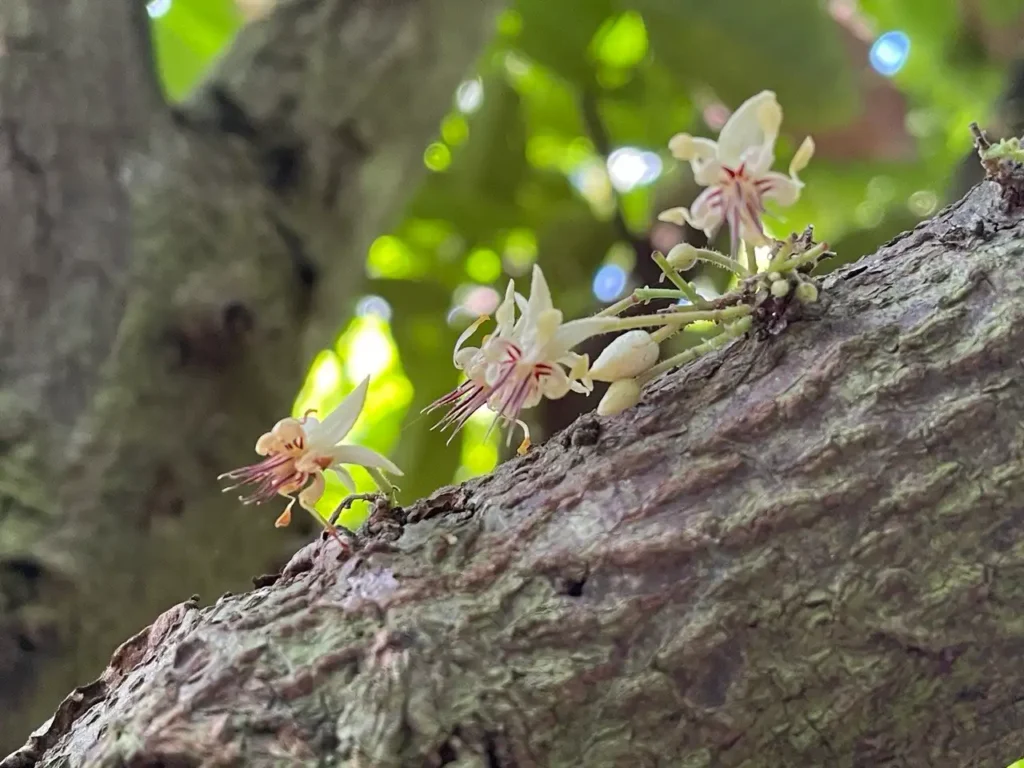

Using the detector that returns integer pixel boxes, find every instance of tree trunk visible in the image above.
[6,172,1024,766]
[0,0,504,751]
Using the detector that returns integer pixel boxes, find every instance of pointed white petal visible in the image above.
[494,279,518,334]
[331,466,356,491]
[308,377,369,448]
[330,444,404,476]
[789,136,815,176]
[523,264,554,329]
[717,90,777,168]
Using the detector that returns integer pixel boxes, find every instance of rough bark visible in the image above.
[0,0,503,750]
[7,174,1024,767]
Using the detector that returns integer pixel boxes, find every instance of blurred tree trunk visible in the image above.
[7,175,1024,767]
[0,0,503,751]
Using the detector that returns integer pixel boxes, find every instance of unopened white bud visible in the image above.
[770,279,791,298]
[795,281,819,303]
[597,378,642,416]
[589,331,659,382]
[666,243,698,271]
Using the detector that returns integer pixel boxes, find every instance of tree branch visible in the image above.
[0,0,505,749]
[9,175,1024,766]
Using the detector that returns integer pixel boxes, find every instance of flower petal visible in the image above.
[539,367,572,400]
[687,186,725,238]
[758,171,802,207]
[657,207,690,226]
[298,473,326,511]
[307,376,369,449]
[454,345,480,372]
[522,264,554,329]
[668,133,718,162]
[331,466,356,491]
[789,136,815,176]
[717,90,778,168]
[453,314,490,367]
[329,444,404,476]
[495,279,517,333]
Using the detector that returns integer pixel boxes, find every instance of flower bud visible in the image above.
[795,281,819,303]
[597,378,642,416]
[770,279,791,298]
[666,243,698,271]
[589,331,659,382]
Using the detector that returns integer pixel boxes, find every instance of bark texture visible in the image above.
[0,0,503,750]
[7,176,1024,767]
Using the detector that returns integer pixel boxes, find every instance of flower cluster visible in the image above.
[425,265,623,451]
[219,377,402,538]
[221,89,831,539]
[657,90,814,262]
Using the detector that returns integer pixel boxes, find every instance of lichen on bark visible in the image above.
[7,175,1024,767]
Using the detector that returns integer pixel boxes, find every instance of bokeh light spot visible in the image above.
[424,142,452,172]
[441,114,470,146]
[869,31,910,77]
[345,319,395,382]
[367,235,418,279]
[606,147,662,192]
[461,285,501,315]
[147,0,171,18]
[592,264,628,302]
[455,78,484,114]
[908,190,938,217]
[355,295,393,321]
[465,248,503,283]
[502,229,537,275]
[592,12,648,69]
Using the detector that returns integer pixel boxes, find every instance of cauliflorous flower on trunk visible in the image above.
[219,376,403,532]
[658,90,815,256]
[426,265,613,446]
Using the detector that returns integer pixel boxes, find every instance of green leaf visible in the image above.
[619,0,857,126]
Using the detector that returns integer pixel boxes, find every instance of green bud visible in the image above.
[770,279,791,298]
[795,281,819,303]
[666,243,698,271]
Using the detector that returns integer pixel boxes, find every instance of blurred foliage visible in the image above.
[149,0,1020,529]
